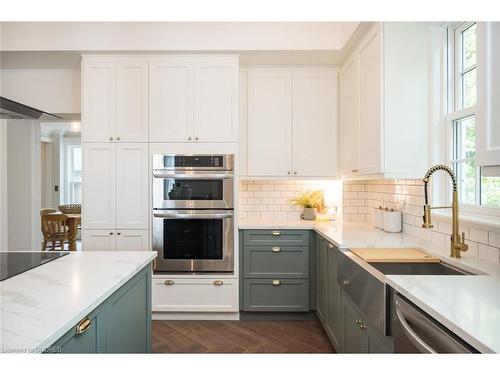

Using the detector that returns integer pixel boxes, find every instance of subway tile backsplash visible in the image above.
[342,179,500,263]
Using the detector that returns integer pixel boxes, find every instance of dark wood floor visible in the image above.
[152,320,335,353]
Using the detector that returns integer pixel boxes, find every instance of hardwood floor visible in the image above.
[152,320,336,353]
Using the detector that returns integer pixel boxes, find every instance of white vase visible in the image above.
[301,207,317,220]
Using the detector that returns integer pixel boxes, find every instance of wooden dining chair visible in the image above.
[41,213,70,251]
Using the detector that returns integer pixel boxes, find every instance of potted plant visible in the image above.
[290,190,324,220]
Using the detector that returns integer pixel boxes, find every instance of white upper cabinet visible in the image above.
[116,57,149,142]
[247,69,293,177]
[292,69,338,177]
[340,58,360,175]
[115,143,149,229]
[246,67,338,178]
[194,56,239,142]
[82,56,149,142]
[358,31,383,175]
[477,22,500,167]
[82,57,116,142]
[149,55,238,143]
[340,23,431,179]
[149,56,194,142]
[83,143,116,229]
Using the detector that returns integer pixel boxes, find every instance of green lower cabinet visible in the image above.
[327,247,343,351]
[316,236,328,323]
[47,264,152,354]
[50,306,105,353]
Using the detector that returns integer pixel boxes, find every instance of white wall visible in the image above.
[0,69,81,114]
[6,120,41,251]
[0,22,357,52]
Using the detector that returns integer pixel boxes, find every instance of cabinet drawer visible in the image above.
[243,278,309,312]
[152,278,238,312]
[244,246,309,278]
[243,230,309,246]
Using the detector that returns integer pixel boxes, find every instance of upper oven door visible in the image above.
[153,170,234,209]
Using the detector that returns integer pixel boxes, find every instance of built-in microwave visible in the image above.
[152,154,234,210]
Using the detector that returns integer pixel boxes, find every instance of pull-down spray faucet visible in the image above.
[422,164,468,258]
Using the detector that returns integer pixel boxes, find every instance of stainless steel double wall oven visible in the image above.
[152,154,234,273]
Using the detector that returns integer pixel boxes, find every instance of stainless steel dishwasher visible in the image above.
[393,293,479,353]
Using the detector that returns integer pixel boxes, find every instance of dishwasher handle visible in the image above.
[395,298,436,353]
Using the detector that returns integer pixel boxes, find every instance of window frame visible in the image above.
[445,22,500,217]
[63,137,82,205]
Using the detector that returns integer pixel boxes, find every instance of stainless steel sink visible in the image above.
[368,262,474,276]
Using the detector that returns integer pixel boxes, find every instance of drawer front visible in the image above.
[244,245,309,278]
[243,229,309,246]
[243,278,309,312]
[152,278,238,312]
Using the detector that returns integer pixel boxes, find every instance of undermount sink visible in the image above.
[368,262,475,276]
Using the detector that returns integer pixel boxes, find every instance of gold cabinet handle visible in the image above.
[328,243,334,249]
[109,137,114,141]
[188,136,192,141]
[287,171,291,175]
[164,280,175,286]
[271,231,281,236]
[213,280,224,286]
[75,317,92,335]
[271,247,281,253]
[294,171,297,175]
[272,280,281,286]
[117,136,121,141]
[195,136,199,141]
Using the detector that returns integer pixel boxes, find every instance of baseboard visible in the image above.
[240,311,318,321]
[152,312,240,320]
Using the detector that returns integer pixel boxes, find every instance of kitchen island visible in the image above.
[1,251,156,353]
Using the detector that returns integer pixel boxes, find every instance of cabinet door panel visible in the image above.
[83,143,116,229]
[194,56,238,142]
[248,69,292,176]
[359,30,383,174]
[343,298,366,353]
[292,69,338,177]
[115,230,149,251]
[82,57,115,142]
[340,58,360,175]
[149,57,194,142]
[317,237,328,323]
[116,143,148,229]
[116,57,149,142]
[82,230,116,251]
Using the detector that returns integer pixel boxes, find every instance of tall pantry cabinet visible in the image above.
[82,56,149,251]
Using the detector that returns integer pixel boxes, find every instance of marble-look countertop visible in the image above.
[1,251,156,353]
[239,219,500,353]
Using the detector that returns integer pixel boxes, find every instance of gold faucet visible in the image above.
[422,164,468,258]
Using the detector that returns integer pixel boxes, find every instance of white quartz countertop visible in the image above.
[0,251,156,353]
[239,219,500,352]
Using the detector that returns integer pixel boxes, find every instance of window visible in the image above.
[64,139,82,204]
[447,22,500,211]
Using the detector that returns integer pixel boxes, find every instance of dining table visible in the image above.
[46,212,81,251]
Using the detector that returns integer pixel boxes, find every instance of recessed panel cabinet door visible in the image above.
[116,57,149,142]
[82,57,116,142]
[115,230,149,251]
[340,57,360,175]
[149,57,194,142]
[359,29,383,174]
[194,56,239,142]
[292,69,338,177]
[247,69,292,176]
[82,230,116,251]
[116,143,148,229]
[83,143,116,229]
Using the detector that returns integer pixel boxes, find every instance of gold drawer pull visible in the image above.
[272,280,281,286]
[328,243,334,249]
[271,247,281,253]
[75,317,92,335]
[213,280,224,286]
[164,280,175,286]
[271,231,281,236]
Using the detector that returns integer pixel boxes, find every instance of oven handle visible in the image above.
[153,211,234,219]
[153,171,233,179]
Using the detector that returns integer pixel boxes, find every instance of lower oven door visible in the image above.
[152,209,234,273]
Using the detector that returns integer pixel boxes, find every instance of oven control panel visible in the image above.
[173,155,224,168]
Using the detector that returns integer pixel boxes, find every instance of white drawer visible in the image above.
[152,278,238,312]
